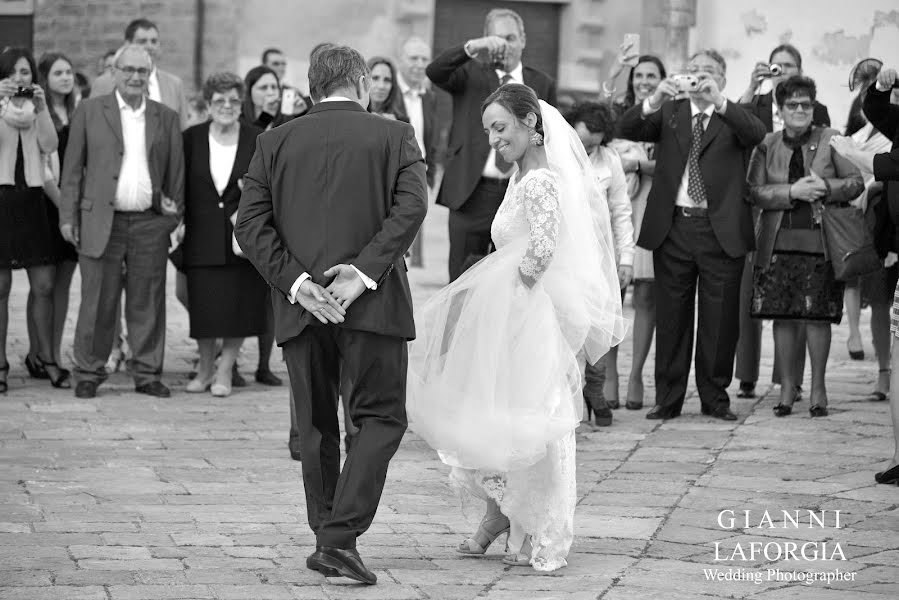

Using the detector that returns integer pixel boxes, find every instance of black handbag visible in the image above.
[821,204,881,281]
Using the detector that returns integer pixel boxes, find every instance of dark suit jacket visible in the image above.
[865,84,899,252]
[182,120,262,267]
[92,68,189,130]
[235,100,428,345]
[396,87,440,186]
[60,93,185,259]
[740,92,831,131]
[748,127,864,267]
[618,99,767,258]
[426,45,557,210]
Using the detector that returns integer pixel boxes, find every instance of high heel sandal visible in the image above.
[809,404,828,417]
[503,534,533,566]
[866,369,890,402]
[0,362,8,394]
[874,464,899,485]
[24,354,48,379]
[457,515,510,555]
[772,404,792,417]
[39,358,71,389]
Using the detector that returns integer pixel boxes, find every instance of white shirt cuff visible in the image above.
[463,41,477,58]
[642,97,660,116]
[288,273,311,304]
[351,265,377,290]
[876,80,891,92]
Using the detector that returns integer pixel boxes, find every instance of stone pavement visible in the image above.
[2,203,898,600]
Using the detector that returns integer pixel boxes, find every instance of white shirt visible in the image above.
[114,91,153,212]
[288,95,377,304]
[771,99,784,133]
[147,68,162,103]
[642,97,728,209]
[397,74,426,159]
[589,145,634,267]
[483,63,524,179]
[208,133,237,196]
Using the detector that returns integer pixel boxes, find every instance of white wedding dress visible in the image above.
[408,101,626,571]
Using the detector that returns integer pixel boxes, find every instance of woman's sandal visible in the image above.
[866,368,890,402]
[503,535,533,566]
[0,362,8,394]
[457,515,510,555]
[24,354,48,379]
[39,358,71,389]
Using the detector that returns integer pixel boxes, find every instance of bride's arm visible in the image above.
[519,174,561,288]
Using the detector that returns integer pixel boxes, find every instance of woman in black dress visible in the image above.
[366,57,409,123]
[748,76,863,417]
[21,52,80,381]
[183,73,270,396]
[0,47,64,393]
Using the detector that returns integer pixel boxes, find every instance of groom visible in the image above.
[235,44,428,585]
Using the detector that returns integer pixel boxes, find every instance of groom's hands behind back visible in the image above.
[325,264,368,310]
[297,280,346,324]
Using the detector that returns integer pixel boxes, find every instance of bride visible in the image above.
[407,84,626,571]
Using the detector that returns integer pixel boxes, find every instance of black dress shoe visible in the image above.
[255,369,282,386]
[135,381,171,398]
[288,439,302,462]
[306,548,340,576]
[75,380,97,399]
[874,464,899,485]
[645,405,680,420]
[737,381,756,398]
[310,546,377,585]
[231,364,248,388]
[703,406,737,421]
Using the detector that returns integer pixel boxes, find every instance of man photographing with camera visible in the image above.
[618,49,766,422]
[426,8,556,282]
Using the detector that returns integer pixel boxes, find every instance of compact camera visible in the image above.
[671,74,700,92]
[14,86,34,98]
[768,63,784,77]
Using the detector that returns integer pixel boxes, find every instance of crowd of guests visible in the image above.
[1,11,898,482]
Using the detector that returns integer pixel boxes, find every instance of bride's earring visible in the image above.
[529,128,544,146]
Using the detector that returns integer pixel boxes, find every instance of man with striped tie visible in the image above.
[426,8,556,281]
[619,50,766,421]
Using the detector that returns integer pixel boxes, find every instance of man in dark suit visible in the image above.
[235,45,427,585]
[619,49,766,421]
[426,8,556,281]
[733,43,830,400]
[59,44,184,399]
[396,36,444,188]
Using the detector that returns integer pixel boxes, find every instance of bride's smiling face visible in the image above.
[482,102,536,164]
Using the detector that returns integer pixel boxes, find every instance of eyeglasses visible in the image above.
[783,101,812,111]
[117,66,151,77]
[210,98,242,109]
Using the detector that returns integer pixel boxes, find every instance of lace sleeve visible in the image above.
[519,172,561,288]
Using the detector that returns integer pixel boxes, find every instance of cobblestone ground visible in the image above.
[1,205,898,599]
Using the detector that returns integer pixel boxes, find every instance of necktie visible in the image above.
[493,73,515,174]
[686,113,708,205]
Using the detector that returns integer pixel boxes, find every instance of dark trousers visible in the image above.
[583,287,627,408]
[652,213,744,411]
[448,177,508,282]
[74,211,174,386]
[282,326,407,550]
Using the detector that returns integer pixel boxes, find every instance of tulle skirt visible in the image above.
[407,241,584,474]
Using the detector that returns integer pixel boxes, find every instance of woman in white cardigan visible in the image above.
[567,101,634,426]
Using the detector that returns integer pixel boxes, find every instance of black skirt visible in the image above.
[186,263,272,339]
[0,185,57,269]
[44,194,78,263]
[751,251,844,323]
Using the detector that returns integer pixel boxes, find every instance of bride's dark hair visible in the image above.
[481,82,544,136]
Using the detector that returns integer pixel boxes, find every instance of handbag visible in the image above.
[800,128,880,281]
[821,204,880,281]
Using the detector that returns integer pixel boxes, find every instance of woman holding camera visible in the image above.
[735,44,832,402]
[0,47,63,393]
[748,75,863,417]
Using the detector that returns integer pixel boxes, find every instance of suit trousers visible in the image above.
[653,213,745,411]
[283,325,408,550]
[74,211,174,386]
[447,177,508,282]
